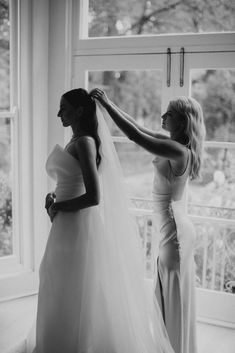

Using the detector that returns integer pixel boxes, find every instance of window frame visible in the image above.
[0,0,49,301]
[72,0,235,325]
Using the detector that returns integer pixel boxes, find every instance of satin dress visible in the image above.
[153,149,197,353]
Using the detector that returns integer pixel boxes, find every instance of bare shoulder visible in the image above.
[77,135,95,144]
[156,137,188,157]
[75,135,97,158]
[155,137,188,161]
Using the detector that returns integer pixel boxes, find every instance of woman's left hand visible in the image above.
[48,204,58,223]
[90,88,110,108]
[45,193,55,210]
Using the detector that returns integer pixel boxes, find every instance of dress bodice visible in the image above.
[46,144,85,202]
[152,149,191,211]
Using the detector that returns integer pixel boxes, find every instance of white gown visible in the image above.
[33,142,174,353]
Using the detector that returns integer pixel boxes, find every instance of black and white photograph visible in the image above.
[0,1,235,352]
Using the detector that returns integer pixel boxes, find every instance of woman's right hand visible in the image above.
[45,192,56,216]
[48,204,58,223]
[90,88,110,108]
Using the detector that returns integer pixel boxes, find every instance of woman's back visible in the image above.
[152,148,191,204]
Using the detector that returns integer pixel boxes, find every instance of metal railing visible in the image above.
[130,198,235,293]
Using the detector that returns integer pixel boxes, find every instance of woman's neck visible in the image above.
[71,124,85,138]
[171,132,189,147]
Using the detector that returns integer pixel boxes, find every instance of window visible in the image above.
[0,0,13,259]
[88,0,235,37]
[190,69,235,295]
[0,0,48,300]
[73,0,235,324]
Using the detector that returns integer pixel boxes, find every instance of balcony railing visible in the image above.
[130,198,235,294]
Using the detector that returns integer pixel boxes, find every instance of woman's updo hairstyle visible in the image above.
[62,88,101,167]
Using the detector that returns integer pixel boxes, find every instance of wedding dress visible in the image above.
[153,152,197,353]
[31,105,174,353]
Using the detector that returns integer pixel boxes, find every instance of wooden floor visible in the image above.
[197,321,235,353]
[0,295,234,353]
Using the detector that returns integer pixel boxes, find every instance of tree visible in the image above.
[89,0,235,37]
[0,0,10,111]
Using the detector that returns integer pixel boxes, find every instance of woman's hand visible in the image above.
[90,88,110,108]
[45,192,56,210]
[45,192,57,222]
[48,204,58,223]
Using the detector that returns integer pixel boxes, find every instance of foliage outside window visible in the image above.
[0,0,12,257]
[89,0,235,37]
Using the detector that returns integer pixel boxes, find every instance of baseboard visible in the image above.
[197,316,235,329]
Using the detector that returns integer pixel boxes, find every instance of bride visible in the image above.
[33,88,174,353]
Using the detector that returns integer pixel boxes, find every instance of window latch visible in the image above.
[167,48,171,87]
[180,47,185,87]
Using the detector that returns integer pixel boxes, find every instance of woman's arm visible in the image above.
[52,136,100,212]
[110,101,170,140]
[91,89,185,161]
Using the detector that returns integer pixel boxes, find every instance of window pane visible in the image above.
[0,117,12,257]
[0,2,12,258]
[189,68,235,295]
[188,146,235,218]
[89,0,235,38]
[0,0,10,111]
[194,222,235,293]
[89,69,162,198]
[89,70,162,136]
[191,69,235,142]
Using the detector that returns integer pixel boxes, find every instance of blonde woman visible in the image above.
[91,89,206,353]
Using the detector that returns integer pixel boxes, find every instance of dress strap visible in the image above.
[169,148,191,177]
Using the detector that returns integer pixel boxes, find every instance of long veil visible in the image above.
[95,102,174,353]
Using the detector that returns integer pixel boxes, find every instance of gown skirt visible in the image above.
[36,207,119,353]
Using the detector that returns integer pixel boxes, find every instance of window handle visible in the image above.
[167,48,171,87]
[180,47,185,87]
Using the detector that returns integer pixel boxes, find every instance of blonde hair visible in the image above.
[168,96,206,180]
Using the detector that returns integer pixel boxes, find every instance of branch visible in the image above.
[124,0,182,34]
[0,0,8,11]
[136,0,149,34]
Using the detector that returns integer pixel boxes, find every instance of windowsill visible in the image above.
[0,294,234,353]
[0,295,37,353]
